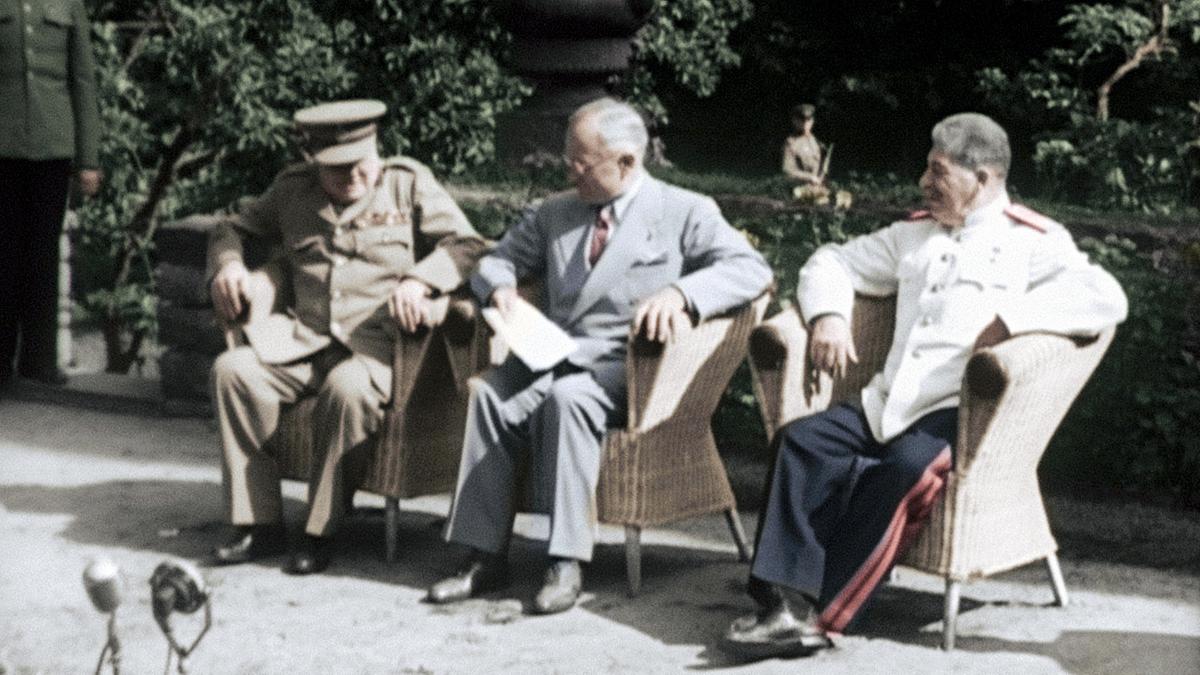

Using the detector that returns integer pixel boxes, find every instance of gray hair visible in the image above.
[567,97,649,158]
[930,113,1011,177]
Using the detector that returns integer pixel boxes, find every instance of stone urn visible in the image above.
[495,0,654,164]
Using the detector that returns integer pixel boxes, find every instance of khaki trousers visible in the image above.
[212,345,387,537]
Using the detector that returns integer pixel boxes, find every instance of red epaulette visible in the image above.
[906,209,933,221]
[1004,203,1053,233]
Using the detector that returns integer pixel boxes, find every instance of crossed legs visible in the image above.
[723,403,956,660]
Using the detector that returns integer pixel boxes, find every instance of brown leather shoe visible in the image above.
[720,600,832,661]
[426,551,509,604]
[284,535,333,575]
[211,525,285,565]
[531,558,582,615]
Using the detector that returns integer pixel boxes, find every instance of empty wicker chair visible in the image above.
[748,297,1114,649]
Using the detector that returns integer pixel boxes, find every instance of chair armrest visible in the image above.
[391,288,483,406]
[748,306,832,437]
[957,328,1116,476]
[626,293,769,433]
[748,296,896,438]
[220,266,287,348]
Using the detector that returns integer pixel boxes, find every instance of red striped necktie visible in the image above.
[589,204,614,267]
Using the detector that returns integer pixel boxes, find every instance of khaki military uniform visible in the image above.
[782,133,822,185]
[208,157,484,536]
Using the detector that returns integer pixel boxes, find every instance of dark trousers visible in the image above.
[750,402,957,633]
[0,158,72,380]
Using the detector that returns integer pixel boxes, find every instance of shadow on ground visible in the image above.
[0,478,752,661]
[5,478,1198,672]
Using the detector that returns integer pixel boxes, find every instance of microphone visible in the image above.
[82,557,123,614]
[150,559,212,671]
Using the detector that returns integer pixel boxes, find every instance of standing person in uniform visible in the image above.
[0,0,103,387]
[722,113,1128,660]
[207,100,485,575]
[426,97,773,615]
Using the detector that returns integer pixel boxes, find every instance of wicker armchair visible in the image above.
[748,297,1114,650]
[228,272,487,562]
[495,289,770,595]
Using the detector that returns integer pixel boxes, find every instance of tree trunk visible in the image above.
[1096,1,1171,121]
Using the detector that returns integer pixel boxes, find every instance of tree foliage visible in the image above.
[627,0,753,125]
[79,0,356,371]
[977,0,1200,212]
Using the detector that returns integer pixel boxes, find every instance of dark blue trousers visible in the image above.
[750,402,957,633]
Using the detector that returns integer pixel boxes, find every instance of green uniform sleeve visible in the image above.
[69,0,100,169]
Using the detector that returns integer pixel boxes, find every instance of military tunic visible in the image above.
[782,133,822,185]
[208,157,484,535]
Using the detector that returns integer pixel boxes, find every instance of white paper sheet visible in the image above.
[481,296,578,372]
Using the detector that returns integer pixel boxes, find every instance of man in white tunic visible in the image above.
[722,113,1128,660]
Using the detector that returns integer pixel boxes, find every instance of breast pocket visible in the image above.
[622,244,674,302]
[355,224,413,269]
[955,247,1024,292]
[36,2,72,61]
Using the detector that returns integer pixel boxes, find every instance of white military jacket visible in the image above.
[797,193,1128,443]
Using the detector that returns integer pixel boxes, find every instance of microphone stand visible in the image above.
[92,611,121,675]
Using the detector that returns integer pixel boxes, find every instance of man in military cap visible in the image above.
[781,103,825,187]
[207,100,485,575]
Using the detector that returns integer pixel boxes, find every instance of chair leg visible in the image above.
[942,579,961,651]
[384,497,400,563]
[624,525,641,598]
[1045,553,1069,607]
[724,508,752,563]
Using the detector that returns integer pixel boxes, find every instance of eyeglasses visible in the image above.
[562,152,617,175]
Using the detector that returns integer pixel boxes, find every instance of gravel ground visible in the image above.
[1,398,1198,674]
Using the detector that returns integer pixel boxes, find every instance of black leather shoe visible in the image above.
[284,535,332,575]
[720,600,832,661]
[211,524,285,565]
[426,551,509,604]
[531,558,582,615]
[19,367,68,386]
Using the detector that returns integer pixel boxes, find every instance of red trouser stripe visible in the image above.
[817,446,953,632]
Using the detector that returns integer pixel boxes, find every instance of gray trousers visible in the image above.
[212,345,387,537]
[444,357,621,562]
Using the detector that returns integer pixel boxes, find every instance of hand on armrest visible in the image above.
[632,286,691,344]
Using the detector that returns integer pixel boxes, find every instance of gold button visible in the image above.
[332,290,343,300]
[333,256,346,267]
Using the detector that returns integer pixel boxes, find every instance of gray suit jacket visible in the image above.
[471,174,773,398]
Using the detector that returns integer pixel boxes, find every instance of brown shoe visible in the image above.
[531,558,582,615]
[426,551,509,604]
[720,599,832,661]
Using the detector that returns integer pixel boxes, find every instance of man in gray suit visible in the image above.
[427,98,773,614]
